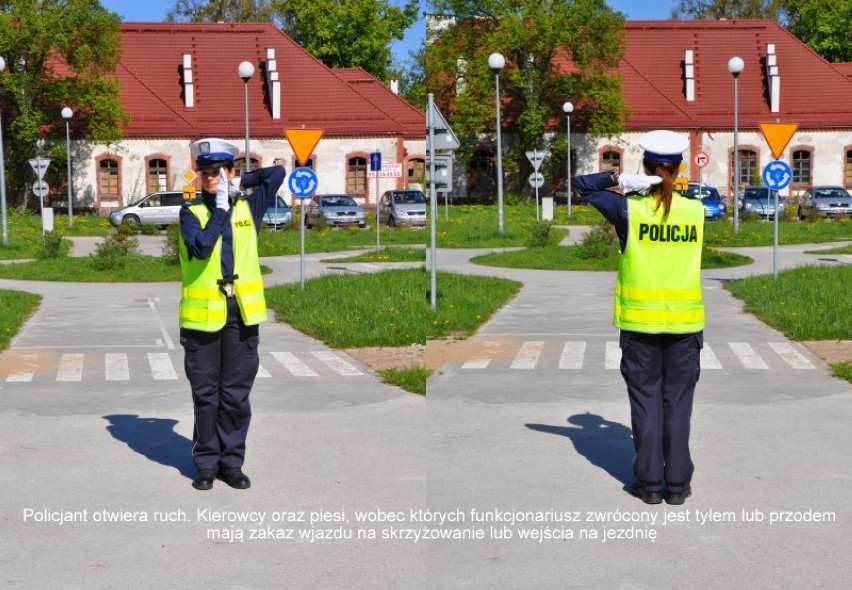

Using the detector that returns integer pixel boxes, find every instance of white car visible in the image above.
[109,191,189,227]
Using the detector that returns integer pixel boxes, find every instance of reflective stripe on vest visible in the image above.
[178,200,267,331]
[614,193,705,333]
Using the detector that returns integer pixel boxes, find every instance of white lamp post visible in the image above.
[488,52,505,235]
[61,107,73,226]
[0,56,8,245]
[562,101,574,217]
[728,56,744,235]
[238,61,254,173]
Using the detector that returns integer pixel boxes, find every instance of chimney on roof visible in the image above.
[265,48,281,119]
[182,54,194,109]
[765,44,780,113]
[389,79,399,95]
[684,49,695,102]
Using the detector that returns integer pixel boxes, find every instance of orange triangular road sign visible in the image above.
[285,128,324,166]
[759,122,798,159]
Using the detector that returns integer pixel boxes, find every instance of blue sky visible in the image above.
[101,0,676,67]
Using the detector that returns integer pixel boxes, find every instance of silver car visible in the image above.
[109,191,189,227]
[304,194,366,228]
[740,186,784,219]
[378,190,427,228]
[262,196,293,230]
[797,186,852,219]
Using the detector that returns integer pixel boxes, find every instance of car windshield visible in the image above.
[267,196,289,210]
[393,191,426,204]
[686,186,721,200]
[814,188,850,199]
[321,196,357,207]
[743,189,776,201]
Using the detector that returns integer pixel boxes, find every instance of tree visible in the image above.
[0,0,128,208]
[427,0,630,193]
[167,0,273,22]
[781,0,852,62]
[671,0,782,20]
[395,42,426,112]
[272,0,419,80]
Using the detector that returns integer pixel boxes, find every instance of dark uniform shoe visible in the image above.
[192,469,217,491]
[628,482,663,504]
[218,468,251,489]
[666,487,692,505]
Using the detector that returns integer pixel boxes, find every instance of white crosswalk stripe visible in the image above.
[605,341,621,370]
[768,342,816,369]
[6,354,36,383]
[558,341,586,370]
[105,353,130,381]
[271,352,318,377]
[510,341,544,370]
[700,344,722,370]
[148,352,179,380]
[57,354,84,382]
[311,351,363,376]
[462,358,491,369]
[256,363,271,379]
[728,342,769,370]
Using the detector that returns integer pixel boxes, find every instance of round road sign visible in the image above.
[528,172,545,189]
[32,180,49,198]
[693,151,709,169]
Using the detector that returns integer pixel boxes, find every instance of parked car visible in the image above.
[304,194,366,228]
[683,183,727,220]
[797,186,852,219]
[262,196,292,230]
[740,186,784,219]
[378,189,427,228]
[108,190,190,227]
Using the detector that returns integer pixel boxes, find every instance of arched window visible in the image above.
[235,157,259,177]
[846,149,852,187]
[791,149,812,185]
[99,159,120,196]
[407,158,425,184]
[601,150,622,174]
[147,158,168,193]
[737,150,758,185]
[347,157,367,194]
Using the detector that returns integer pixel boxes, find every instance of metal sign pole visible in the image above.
[375,148,381,252]
[428,94,438,311]
[300,198,306,290]
[773,188,779,280]
[534,149,540,221]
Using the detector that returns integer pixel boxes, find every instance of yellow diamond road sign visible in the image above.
[182,169,197,185]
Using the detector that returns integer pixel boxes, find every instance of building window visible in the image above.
[147,159,168,193]
[99,159,119,195]
[235,157,259,177]
[408,158,425,184]
[738,150,757,185]
[791,150,812,185]
[347,157,367,193]
[601,150,621,174]
[846,149,852,187]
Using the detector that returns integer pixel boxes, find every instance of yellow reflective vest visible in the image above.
[614,192,705,333]
[178,200,267,331]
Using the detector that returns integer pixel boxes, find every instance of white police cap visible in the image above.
[638,130,689,163]
[190,138,240,171]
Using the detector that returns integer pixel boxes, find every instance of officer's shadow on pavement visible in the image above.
[526,413,634,486]
[103,415,194,479]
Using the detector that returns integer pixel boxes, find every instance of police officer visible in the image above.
[574,130,704,506]
[179,138,285,490]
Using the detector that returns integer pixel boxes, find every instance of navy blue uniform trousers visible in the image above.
[180,297,259,471]
[619,330,702,493]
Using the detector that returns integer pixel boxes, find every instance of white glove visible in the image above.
[618,174,662,193]
[215,168,230,211]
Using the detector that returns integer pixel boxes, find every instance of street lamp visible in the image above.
[0,56,8,245]
[562,101,574,217]
[238,61,254,173]
[728,56,744,235]
[62,107,73,226]
[488,52,505,234]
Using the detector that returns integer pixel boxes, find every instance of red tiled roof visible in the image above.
[555,20,852,130]
[334,68,425,131]
[117,23,424,139]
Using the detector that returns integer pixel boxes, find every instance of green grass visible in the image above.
[831,363,852,383]
[321,247,426,263]
[432,204,568,248]
[0,212,112,259]
[0,255,182,282]
[258,216,425,256]
[378,366,430,395]
[704,217,852,247]
[471,245,752,271]
[0,289,42,351]
[804,244,852,255]
[265,268,522,347]
[724,266,852,340]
